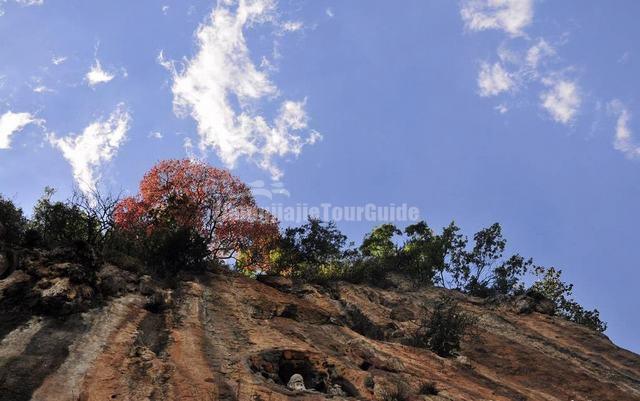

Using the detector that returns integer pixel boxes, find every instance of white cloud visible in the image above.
[326,8,334,18]
[157,50,171,70]
[86,59,115,87]
[48,104,130,195]
[52,55,67,65]
[256,100,322,174]
[478,62,514,97]
[461,1,591,131]
[183,137,196,159]
[540,79,581,124]
[0,0,43,15]
[161,5,169,15]
[461,0,534,37]
[0,111,40,149]
[494,39,556,86]
[281,20,303,32]
[33,85,53,93]
[149,131,163,139]
[609,100,640,159]
[16,0,44,5]
[162,0,320,180]
[496,45,519,64]
[526,39,554,69]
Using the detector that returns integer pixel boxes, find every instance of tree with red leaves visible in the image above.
[114,159,278,271]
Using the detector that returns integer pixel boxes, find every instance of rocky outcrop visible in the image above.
[512,289,557,315]
[1,263,639,401]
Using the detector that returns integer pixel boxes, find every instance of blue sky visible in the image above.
[1,0,639,352]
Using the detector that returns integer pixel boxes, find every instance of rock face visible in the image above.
[328,383,346,396]
[97,264,138,297]
[1,264,640,401]
[513,289,557,315]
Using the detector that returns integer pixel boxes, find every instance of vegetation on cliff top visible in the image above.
[0,159,606,333]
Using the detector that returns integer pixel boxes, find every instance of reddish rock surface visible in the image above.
[1,268,639,401]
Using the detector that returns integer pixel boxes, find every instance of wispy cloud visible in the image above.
[478,62,514,97]
[160,0,320,180]
[461,0,534,37]
[149,131,163,139]
[0,111,40,149]
[33,85,53,93]
[540,79,581,125]
[495,104,509,114]
[15,0,44,5]
[0,0,43,16]
[183,137,196,159]
[52,55,67,65]
[48,104,130,195]
[609,100,640,159]
[281,21,303,32]
[478,36,557,88]
[461,1,586,127]
[525,39,555,70]
[618,51,631,65]
[86,59,115,87]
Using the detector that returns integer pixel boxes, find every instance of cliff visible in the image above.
[1,251,639,401]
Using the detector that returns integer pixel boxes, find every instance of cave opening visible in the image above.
[249,349,358,397]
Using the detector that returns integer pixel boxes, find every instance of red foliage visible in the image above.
[114,159,278,269]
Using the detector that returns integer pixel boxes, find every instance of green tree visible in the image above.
[401,221,445,284]
[464,223,506,295]
[345,223,403,285]
[531,266,607,332]
[0,195,27,246]
[360,223,401,259]
[440,223,530,297]
[141,224,209,274]
[413,295,476,357]
[273,217,350,279]
[438,222,468,288]
[490,254,532,296]
[29,187,98,248]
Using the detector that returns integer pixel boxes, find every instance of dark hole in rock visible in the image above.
[277,304,298,319]
[359,361,372,371]
[331,376,359,397]
[249,349,358,397]
[278,354,327,392]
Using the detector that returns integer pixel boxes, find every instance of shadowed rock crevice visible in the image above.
[0,317,87,401]
[0,272,36,339]
[342,304,386,341]
[0,305,33,342]
[135,312,169,357]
